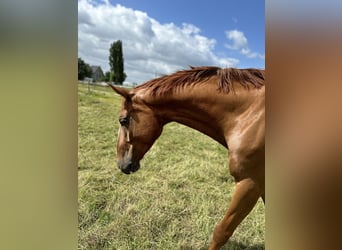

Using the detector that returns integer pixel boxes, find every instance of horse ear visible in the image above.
[108,84,134,99]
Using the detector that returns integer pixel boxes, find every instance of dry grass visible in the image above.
[78,84,264,249]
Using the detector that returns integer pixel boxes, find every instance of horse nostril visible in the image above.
[121,167,131,175]
[118,161,140,174]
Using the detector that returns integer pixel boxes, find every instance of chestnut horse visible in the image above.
[109,66,265,249]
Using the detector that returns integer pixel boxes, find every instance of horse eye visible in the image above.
[119,117,129,126]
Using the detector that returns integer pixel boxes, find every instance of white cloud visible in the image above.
[225,29,264,60]
[241,48,265,59]
[225,30,248,50]
[78,0,239,84]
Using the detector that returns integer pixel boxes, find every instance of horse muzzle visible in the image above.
[118,160,140,174]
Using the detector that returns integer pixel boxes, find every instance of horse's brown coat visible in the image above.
[110,66,265,249]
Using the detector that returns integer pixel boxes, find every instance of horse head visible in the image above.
[109,85,163,174]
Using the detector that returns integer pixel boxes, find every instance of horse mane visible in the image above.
[135,66,265,95]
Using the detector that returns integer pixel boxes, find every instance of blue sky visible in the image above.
[78,0,264,83]
[113,0,265,65]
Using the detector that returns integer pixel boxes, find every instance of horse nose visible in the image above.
[120,166,132,175]
[118,160,140,174]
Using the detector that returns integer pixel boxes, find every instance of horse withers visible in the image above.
[109,66,265,249]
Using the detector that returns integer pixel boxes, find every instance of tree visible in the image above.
[109,40,126,85]
[102,71,111,82]
[78,57,92,80]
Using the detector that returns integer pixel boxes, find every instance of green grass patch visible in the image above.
[78,83,265,249]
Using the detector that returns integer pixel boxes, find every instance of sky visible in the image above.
[78,0,265,84]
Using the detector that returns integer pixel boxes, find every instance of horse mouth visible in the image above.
[118,161,140,174]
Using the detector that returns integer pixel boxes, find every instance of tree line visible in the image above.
[78,40,126,85]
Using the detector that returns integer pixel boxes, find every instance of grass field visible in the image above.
[78,83,265,250]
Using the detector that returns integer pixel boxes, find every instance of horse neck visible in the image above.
[159,100,227,146]
[142,84,260,148]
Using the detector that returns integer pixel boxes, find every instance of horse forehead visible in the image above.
[120,101,150,119]
[121,98,137,112]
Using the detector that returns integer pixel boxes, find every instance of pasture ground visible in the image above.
[78,83,264,250]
